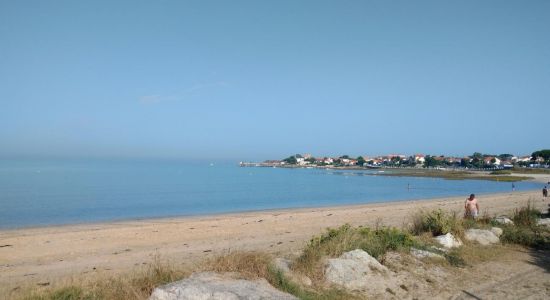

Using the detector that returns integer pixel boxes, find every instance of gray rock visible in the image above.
[494,216,514,225]
[325,249,401,297]
[434,233,463,249]
[410,248,445,259]
[490,227,503,237]
[149,272,298,300]
[464,229,500,245]
[537,218,550,226]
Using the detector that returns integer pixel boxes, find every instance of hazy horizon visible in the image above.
[2,1,549,161]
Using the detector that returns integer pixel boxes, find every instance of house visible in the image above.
[414,154,426,164]
[517,156,532,162]
[483,157,501,166]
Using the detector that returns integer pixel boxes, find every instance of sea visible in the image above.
[0,159,541,229]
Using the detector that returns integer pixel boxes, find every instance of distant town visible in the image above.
[240,150,550,170]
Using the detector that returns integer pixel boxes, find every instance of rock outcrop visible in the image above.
[464,229,500,245]
[325,249,403,297]
[149,272,298,300]
[434,233,463,249]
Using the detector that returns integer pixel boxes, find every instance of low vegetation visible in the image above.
[499,202,550,249]
[409,209,464,236]
[19,256,188,300]
[490,170,512,175]
[380,169,532,182]
[293,224,419,282]
[202,252,359,300]
[511,167,550,175]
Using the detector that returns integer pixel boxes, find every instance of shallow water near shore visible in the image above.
[0,159,541,229]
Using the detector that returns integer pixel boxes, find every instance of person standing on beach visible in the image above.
[464,194,479,218]
[543,186,548,198]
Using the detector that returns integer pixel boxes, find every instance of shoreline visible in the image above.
[0,187,543,233]
[1,190,548,291]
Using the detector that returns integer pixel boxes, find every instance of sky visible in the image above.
[1,1,549,161]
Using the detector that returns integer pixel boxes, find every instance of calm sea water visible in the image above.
[0,159,541,229]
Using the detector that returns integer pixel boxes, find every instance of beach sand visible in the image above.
[1,190,548,293]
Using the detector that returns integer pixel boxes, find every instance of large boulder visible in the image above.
[494,216,514,225]
[149,272,298,300]
[434,233,463,249]
[464,229,500,245]
[325,249,402,297]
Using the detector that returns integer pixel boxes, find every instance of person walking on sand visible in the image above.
[465,194,479,218]
[543,186,548,198]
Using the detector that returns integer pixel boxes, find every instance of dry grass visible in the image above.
[200,251,272,280]
[14,256,189,300]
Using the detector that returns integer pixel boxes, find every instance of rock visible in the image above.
[490,227,503,237]
[434,233,463,249]
[537,218,550,226]
[494,216,514,225]
[325,250,388,287]
[325,249,402,297]
[149,272,298,300]
[410,248,445,259]
[464,229,500,245]
[272,258,312,287]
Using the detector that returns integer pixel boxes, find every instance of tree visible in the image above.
[461,158,471,168]
[532,150,550,163]
[283,156,297,164]
[471,157,483,168]
[391,156,402,165]
[423,155,439,168]
[472,152,483,159]
[357,156,366,166]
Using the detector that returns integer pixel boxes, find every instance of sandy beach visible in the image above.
[1,189,548,294]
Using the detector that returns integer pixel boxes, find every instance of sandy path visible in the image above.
[0,190,548,292]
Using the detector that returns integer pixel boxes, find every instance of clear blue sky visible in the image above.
[1,1,549,161]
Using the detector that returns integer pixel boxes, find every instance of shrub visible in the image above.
[410,209,463,237]
[512,201,540,227]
